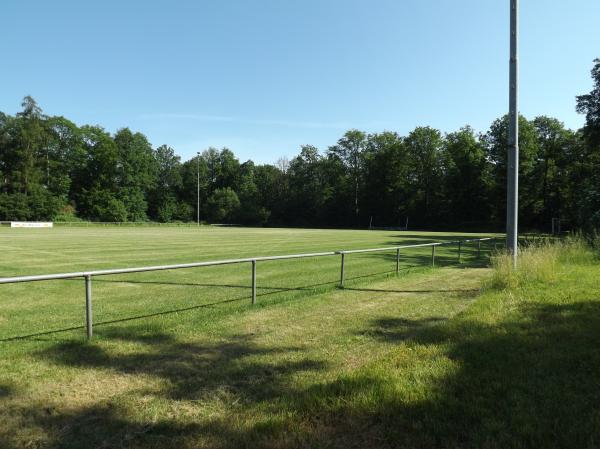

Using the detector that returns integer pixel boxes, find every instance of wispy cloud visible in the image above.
[138,113,372,130]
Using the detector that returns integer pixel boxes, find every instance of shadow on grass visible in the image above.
[43,329,326,402]
[0,269,398,342]
[0,297,245,342]
[0,384,14,398]
[2,328,327,449]
[6,295,600,448]
[301,300,600,448]
[355,316,449,342]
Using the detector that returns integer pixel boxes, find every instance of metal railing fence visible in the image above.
[0,237,496,340]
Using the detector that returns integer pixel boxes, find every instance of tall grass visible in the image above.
[488,235,596,290]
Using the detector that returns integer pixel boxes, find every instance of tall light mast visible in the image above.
[197,152,201,226]
[506,0,519,267]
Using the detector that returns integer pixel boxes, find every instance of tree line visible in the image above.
[1,59,599,231]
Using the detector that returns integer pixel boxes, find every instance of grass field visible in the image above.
[0,227,494,341]
[1,227,599,448]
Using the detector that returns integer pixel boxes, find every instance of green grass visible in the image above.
[487,235,596,289]
[1,227,598,448]
[0,227,494,340]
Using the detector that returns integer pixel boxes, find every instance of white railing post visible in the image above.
[339,252,345,288]
[251,260,257,305]
[85,275,93,340]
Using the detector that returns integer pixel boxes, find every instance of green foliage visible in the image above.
[362,131,409,226]
[52,205,83,222]
[173,201,194,222]
[156,198,177,223]
[575,59,600,231]
[118,187,148,222]
[207,187,240,223]
[483,115,542,225]
[83,188,128,222]
[1,57,600,232]
[149,145,183,222]
[443,126,491,223]
[0,193,31,220]
[576,58,600,149]
[328,130,367,221]
[287,145,328,225]
[74,125,120,219]
[404,126,444,224]
[27,189,65,220]
[0,189,64,221]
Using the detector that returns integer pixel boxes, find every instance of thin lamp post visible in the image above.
[196,151,200,226]
[506,0,519,268]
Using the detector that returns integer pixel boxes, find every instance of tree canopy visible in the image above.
[1,59,599,231]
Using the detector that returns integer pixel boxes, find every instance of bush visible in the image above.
[81,189,128,222]
[53,204,83,222]
[237,203,271,226]
[27,190,65,220]
[0,190,65,221]
[119,187,148,222]
[0,193,31,220]
[156,201,176,223]
[207,188,240,223]
[173,201,194,222]
[96,197,128,222]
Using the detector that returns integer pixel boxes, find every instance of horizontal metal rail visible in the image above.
[338,238,494,255]
[0,237,496,340]
[339,242,445,255]
[0,251,338,284]
[0,239,496,284]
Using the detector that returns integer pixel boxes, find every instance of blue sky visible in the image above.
[2,0,599,164]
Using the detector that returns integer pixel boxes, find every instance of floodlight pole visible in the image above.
[507,0,519,268]
[197,152,201,226]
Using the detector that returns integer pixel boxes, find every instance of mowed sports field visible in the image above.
[1,227,600,448]
[0,227,506,448]
[0,227,493,341]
